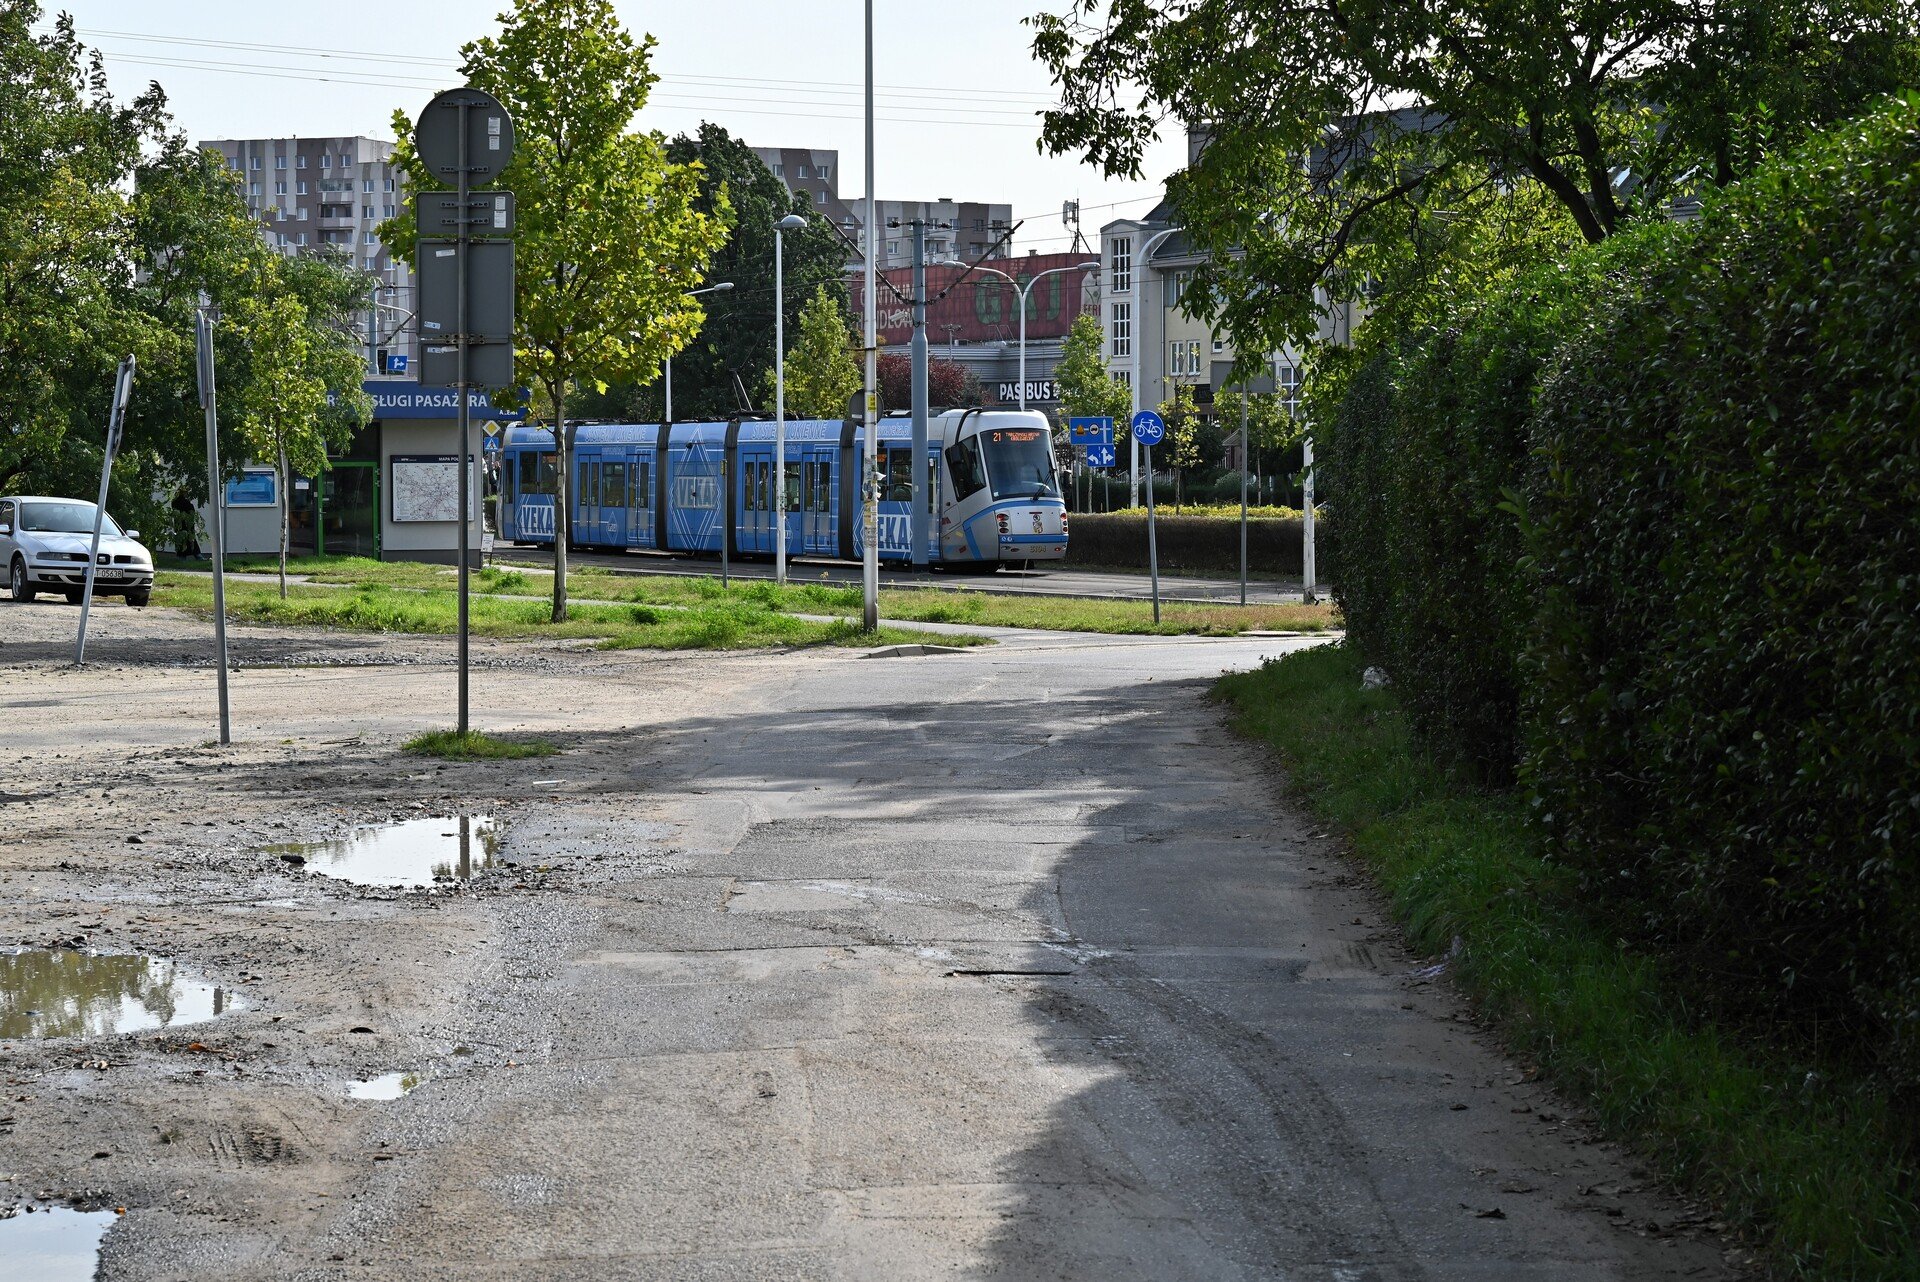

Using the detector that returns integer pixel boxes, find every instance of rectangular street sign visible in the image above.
[418,238,515,343]
[1085,442,1117,468]
[415,191,516,238]
[421,340,514,389]
[1068,416,1114,448]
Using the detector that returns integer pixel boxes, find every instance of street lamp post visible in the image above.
[665,281,733,421]
[1129,226,1182,506]
[773,213,808,586]
[967,261,1100,411]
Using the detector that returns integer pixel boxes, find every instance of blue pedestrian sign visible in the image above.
[1084,442,1116,468]
[1068,416,1114,449]
[1131,409,1166,447]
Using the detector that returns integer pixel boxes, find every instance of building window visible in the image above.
[340,153,353,167]
[1111,302,1131,357]
[796,163,810,178]
[366,256,378,270]
[384,178,395,192]
[296,155,307,169]
[1112,369,1130,389]
[296,181,308,195]
[320,155,331,169]
[815,189,826,204]
[248,181,261,196]
[1213,338,1226,354]
[363,179,374,193]
[773,163,784,177]
[274,208,285,222]
[1168,339,1203,377]
[383,204,395,218]
[1276,363,1302,417]
[817,163,830,179]
[228,157,241,171]
[1111,237,1132,292]
[275,155,286,170]
[297,208,309,221]
[249,156,261,170]
[272,181,285,195]
[363,205,374,219]
[297,232,308,246]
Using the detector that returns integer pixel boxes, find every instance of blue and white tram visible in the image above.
[498,409,1068,569]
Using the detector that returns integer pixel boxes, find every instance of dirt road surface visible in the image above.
[0,599,1731,1279]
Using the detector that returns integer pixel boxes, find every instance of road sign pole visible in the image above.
[75,356,135,667]
[1302,431,1317,605]
[195,302,231,743]
[1239,384,1249,608]
[455,95,472,738]
[1145,443,1160,624]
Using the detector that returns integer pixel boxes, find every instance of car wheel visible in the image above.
[126,590,150,608]
[8,557,35,603]
[65,588,84,605]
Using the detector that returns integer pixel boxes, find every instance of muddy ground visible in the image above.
[1,599,1743,1279]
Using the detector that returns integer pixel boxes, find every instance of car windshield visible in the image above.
[979,429,1059,500]
[20,501,122,537]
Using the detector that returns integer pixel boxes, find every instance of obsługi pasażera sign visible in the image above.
[327,381,528,421]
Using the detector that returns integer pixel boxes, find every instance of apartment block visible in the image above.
[199,135,415,376]
[750,144,1011,269]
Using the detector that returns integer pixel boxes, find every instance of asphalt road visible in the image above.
[495,543,1313,605]
[0,602,1726,1279]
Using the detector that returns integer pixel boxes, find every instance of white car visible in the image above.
[0,496,155,607]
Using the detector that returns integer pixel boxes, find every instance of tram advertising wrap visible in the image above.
[499,409,1067,569]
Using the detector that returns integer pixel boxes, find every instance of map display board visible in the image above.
[390,454,473,523]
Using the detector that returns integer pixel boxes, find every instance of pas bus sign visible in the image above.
[998,379,1057,405]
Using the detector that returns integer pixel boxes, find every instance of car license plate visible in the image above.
[96,568,127,581]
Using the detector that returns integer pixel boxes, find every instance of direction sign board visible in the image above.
[1085,442,1116,468]
[1131,409,1166,447]
[415,88,515,186]
[1068,416,1113,448]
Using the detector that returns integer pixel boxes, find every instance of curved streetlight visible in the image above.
[966,261,1101,411]
[1127,226,1182,506]
[773,213,808,585]
[665,280,733,420]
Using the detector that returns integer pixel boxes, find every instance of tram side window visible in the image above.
[581,462,600,507]
[756,461,770,512]
[785,467,801,514]
[814,462,832,511]
[945,437,986,502]
[632,461,651,508]
[885,448,913,501]
[601,461,627,508]
[519,451,559,496]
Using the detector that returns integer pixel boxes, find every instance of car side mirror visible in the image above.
[0,523,10,535]
[125,529,140,541]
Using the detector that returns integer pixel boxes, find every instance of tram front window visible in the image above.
[980,429,1059,500]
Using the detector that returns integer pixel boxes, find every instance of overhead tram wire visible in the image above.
[94,52,1054,128]
[79,28,1060,105]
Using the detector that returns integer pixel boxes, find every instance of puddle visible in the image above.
[277,815,499,889]
[348,1071,425,1100]
[1,950,234,1040]
[0,1206,115,1279]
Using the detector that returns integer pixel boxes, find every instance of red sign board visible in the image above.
[852,252,1100,346]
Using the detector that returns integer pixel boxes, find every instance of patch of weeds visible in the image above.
[403,730,557,760]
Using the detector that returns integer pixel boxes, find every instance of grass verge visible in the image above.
[1214,643,1916,1280]
[169,555,1338,635]
[404,730,557,760]
[153,575,981,652]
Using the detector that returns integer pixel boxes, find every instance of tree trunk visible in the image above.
[277,442,290,600]
[549,383,569,623]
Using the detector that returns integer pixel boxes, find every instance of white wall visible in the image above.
[378,419,486,565]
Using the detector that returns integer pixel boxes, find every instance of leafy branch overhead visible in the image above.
[1031,0,1920,363]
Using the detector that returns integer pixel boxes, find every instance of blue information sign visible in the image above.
[1067,416,1114,448]
[1085,442,1116,468]
[1131,409,1166,447]
[384,353,409,374]
[224,470,278,508]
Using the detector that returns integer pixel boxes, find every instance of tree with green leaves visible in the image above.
[380,0,730,621]
[227,251,374,597]
[1155,383,1204,510]
[774,284,861,418]
[1054,312,1130,429]
[1033,0,1920,362]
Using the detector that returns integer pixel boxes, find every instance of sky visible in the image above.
[51,0,1183,255]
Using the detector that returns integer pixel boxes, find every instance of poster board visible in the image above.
[390,454,474,523]
[224,469,278,508]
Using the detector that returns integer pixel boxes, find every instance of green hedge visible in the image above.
[1325,96,1920,1088]
[1066,511,1326,577]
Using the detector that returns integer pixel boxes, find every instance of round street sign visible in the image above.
[1131,409,1167,447]
[416,88,516,187]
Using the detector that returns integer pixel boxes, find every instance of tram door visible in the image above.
[576,450,602,545]
[802,446,836,554]
[628,452,652,549]
[736,446,772,554]
[598,457,629,548]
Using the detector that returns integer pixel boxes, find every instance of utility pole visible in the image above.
[908,219,930,568]
[860,0,879,630]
